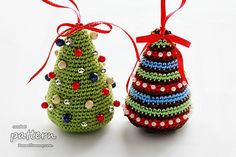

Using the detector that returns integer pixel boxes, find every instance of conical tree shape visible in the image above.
[45,30,115,133]
[124,30,191,131]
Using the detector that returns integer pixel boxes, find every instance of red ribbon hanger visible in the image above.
[126,0,191,93]
[28,0,140,84]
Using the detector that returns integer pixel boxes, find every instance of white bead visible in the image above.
[90,32,98,40]
[58,60,67,69]
[171,87,176,91]
[109,106,114,113]
[167,51,172,57]
[136,117,141,122]
[168,120,173,125]
[147,50,152,56]
[106,77,115,85]
[48,104,54,111]
[144,120,149,125]
[130,114,135,119]
[101,68,106,73]
[124,109,129,115]
[52,95,60,104]
[85,100,94,109]
[151,121,157,127]
[93,51,98,56]
[55,79,61,86]
[151,85,156,90]
[136,81,141,86]
[160,121,165,127]
[183,114,188,120]
[142,83,147,88]
[160,87,165,92]
[64,99,70,105]
[183,81,187,86]
[65,38,72,45]
[158,52,163,57]
[81,122,88,127]
[178,83,183,88]
[78,68,85,74]
[176,118,181,123]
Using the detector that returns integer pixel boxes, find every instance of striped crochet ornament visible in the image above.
[124,0,192,131]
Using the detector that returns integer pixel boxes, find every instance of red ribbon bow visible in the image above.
[126,0,191,93]
[28,0,140,83]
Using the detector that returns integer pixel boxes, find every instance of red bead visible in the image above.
[41,102,48,109]
[113,100,120,107]
[72,82,81,90]
[98,55,106,62]
[102,88,110,96]
[96,114,105,123]
[48,72,56,79]
[74,49,83,57]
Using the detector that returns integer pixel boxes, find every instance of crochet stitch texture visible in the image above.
[46,30,114,132]
[124,35,191,131]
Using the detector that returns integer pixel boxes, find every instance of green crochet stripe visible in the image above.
[126,97,191,117]
[151,39,171,49]
[136,67,181,81]
[46,30,114,133]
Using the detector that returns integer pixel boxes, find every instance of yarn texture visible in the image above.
[46,30,114,132]
[124,31,191,131]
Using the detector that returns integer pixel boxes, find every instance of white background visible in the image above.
[1,0,236,156]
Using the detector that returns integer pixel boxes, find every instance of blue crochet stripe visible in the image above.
[140,58,178,70]
[129,86,190,105]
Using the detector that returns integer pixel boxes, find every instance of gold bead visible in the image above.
[58,60,67,69]
[90,32,98,40]
[106,77,114,85]
[85,100,94,109]
[52,95,60,104]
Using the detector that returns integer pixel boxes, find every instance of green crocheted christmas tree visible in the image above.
[41,30,120,133]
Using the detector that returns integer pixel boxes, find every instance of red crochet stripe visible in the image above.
[132,75,188,94]
[124,105,191,130]
[144,48,178,60]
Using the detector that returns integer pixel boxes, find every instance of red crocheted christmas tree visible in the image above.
[123,0,192,131]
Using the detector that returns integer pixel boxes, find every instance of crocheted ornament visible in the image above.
[124,0,192,131]
[45,30,118,132]
[27,0,141,133]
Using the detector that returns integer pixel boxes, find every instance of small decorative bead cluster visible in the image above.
[146,50,174,58]
[123,105,190,129]
[132,76,187,93]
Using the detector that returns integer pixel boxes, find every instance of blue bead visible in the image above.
[45,74,51,81]
[90,73,99,82]
[112,82,116,88]
[63,114,72,123]
[56,39,65,47]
